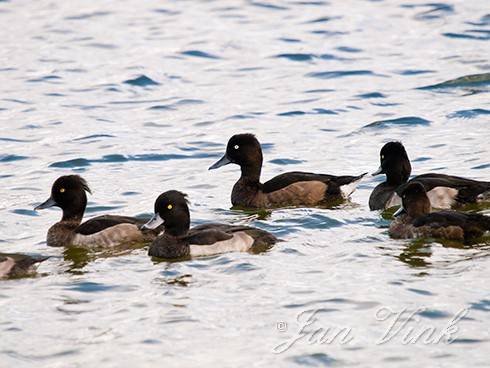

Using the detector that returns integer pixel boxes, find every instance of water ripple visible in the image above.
[447,108,490,119]
[49,152,215,168]
[180,50,221,59]
[307,70,378,79]
[362,116,431,130]
[123,75,159,87]
[419,73,490,90]
[0,154,28,162]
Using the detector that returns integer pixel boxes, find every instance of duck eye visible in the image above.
[60,188,65,193]
[234,145,239,150]
[381,155,384,160]
[167,204,173,210]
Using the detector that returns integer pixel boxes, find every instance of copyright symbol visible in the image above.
[276,321,288,332]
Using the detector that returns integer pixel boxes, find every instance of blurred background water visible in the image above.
[1,0,490,367]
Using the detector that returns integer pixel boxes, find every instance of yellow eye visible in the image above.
[167,204,173,210]
[381,155,384,160]
[60,188,65,193]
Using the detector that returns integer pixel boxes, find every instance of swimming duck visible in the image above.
[209,134,366,208]
[0,253,48,279]
[370,141,490,210]
[35,175,159,248]
[141,190,278,258]
[389,182,490,240]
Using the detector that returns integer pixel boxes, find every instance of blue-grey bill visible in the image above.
[34,197,56,210]
[142,213,164,230]
[209,154,231,170]
[393,206,406,217]
[371,166,383,176]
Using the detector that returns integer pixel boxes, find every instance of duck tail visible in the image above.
[477,182,490,202]
[340,172,368,198]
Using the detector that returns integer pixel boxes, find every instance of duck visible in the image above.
[35,175,160,248]
[208,133,366,208]
[389,182,490,240]
[141,190,278,259]
[0,253,48,279]
[369,141,490,210]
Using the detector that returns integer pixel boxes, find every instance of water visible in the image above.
[1,0,489,366]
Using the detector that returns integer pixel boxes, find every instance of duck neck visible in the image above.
[239,163,262,186]
[386,158,411,186]
[61,198,86,223]
[407,198,431,219]
[386,171,408,187]
[165,212,190,237]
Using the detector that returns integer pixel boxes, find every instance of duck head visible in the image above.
[394,181,431,219]
[209,134,263,179]
[372,141,412,186]
[142,190,190,236]
[35,175,91,221]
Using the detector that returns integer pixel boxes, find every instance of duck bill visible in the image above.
[141,213,164,230]
[209,154,232,170]
[371,166,384,176]
[34,197,57,210]
[393,206,407,217]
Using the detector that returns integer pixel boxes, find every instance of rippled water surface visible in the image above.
[1,0,490,366]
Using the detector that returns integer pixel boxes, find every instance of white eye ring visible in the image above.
[234,145,239,150]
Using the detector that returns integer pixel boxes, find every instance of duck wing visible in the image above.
[186,223,255,245]
[263,171,365,195]
[75,215,148,235]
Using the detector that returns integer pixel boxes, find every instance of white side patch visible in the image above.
[386,193,402,208]
[340,175,365,198]
[72,223,142,248]
[427,186,458,209]
[189,232,254,257]
[0,257,15,278]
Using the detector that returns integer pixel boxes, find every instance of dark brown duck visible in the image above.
[142,190,278,259]
[370,141,490,210]
[35,175,159,248]
[389,182,490,240]
[209,134,366,208]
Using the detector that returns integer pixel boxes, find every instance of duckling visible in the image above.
[35,175,159,248]
[209,134,366,208]
[389,182,490,240]
[370,141,490,210]
[0,253,48,279]
[141,190,278,259]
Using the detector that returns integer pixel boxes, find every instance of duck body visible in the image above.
[390,211,490,240]
[149,223,277,259]
[36,175,159,248]
[371,173,490,210]
[389,182,490,241]
[408,173,490,207]
[232,171,365,208]
[369,182,402,210]
[46,215,156,248]
[370,142,490,210]
[210,134,366,208]
[142,190,278,259]
[0,253,48,279]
